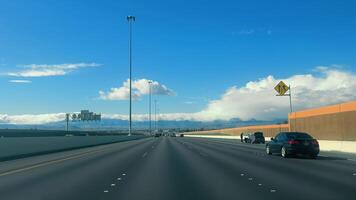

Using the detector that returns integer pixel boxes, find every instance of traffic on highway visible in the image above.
[1,1,356,200]
[0,136,355,200]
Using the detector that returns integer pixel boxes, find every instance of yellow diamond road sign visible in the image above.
[274,81,290,96]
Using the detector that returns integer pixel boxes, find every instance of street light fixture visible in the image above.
[127,15,135,136]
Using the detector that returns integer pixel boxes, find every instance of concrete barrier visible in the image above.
[0,135,145,161]
[186,134,356,154]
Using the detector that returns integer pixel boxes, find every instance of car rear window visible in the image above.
[286,132,313,139]
[254,132,263,137]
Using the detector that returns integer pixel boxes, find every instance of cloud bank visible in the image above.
[1,66,355,124]
[0,113,65,125]
[99,79,175,100]
[7,63,101,77]
[196,66,356,121]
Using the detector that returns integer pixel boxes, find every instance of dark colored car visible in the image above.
[266,132,319,158]
[244,132,265,144]
[154,133,162,137]
[180,134,184,137]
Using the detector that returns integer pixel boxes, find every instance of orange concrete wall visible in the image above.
[289,101,356,140]
[190,101,356,141]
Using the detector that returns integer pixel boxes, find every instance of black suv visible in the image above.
[244,132,265,144]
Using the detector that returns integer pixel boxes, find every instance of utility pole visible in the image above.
[289,85,293,113]
[154,100,157,133]
[148,80,152,135]
[66,113,70,132]
[127,15,135,136]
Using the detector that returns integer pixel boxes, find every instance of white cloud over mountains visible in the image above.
[196,66,356,121]
[1,66,355,124]
[0,113,65,124]
[99,79,175,100]
[7,63,100,77]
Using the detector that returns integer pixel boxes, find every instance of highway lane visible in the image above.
[0,136,355,200]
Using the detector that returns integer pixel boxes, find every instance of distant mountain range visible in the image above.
[0,118,287,131]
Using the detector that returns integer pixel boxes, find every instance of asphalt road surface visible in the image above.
[0,136,355,200]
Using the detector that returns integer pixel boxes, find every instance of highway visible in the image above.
[0,136,355,200]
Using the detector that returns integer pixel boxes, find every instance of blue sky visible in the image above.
[0,0,356,123]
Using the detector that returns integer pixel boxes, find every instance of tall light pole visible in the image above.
[148,80,152,135]
[127,15,135,136]
[154,99,157,133]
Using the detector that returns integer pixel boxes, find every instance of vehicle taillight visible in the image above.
[312,140,319,146]
[288,139,300,145]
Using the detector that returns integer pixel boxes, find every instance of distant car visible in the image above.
[180,134,184,137]
[266,132,319,158]
[170,133,176,137]
[154,133,161,137]
[243,132,265,144]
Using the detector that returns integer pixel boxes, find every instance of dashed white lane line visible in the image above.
[111,183,116,187]
[353,173,356,176]
[142,152,148,158]
[122,173,126,176]
[240,173,244,176]
[117,177,122,181]
[258,183,262,186]
[270,189,277,193]
[104,190,109,193]
[248,178,253,181]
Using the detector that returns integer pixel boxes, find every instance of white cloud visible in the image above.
[196,66,356,121]
[1,66,355,124]
[99,79,175,100]
[7,63,101,77]
[0,113,65,124]
[9,80,32,83]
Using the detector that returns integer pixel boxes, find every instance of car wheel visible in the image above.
[266,145,272,155]
[281,146,288,158]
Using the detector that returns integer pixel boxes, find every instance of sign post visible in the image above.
[274,81,293,113]
[274,81,293,131]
